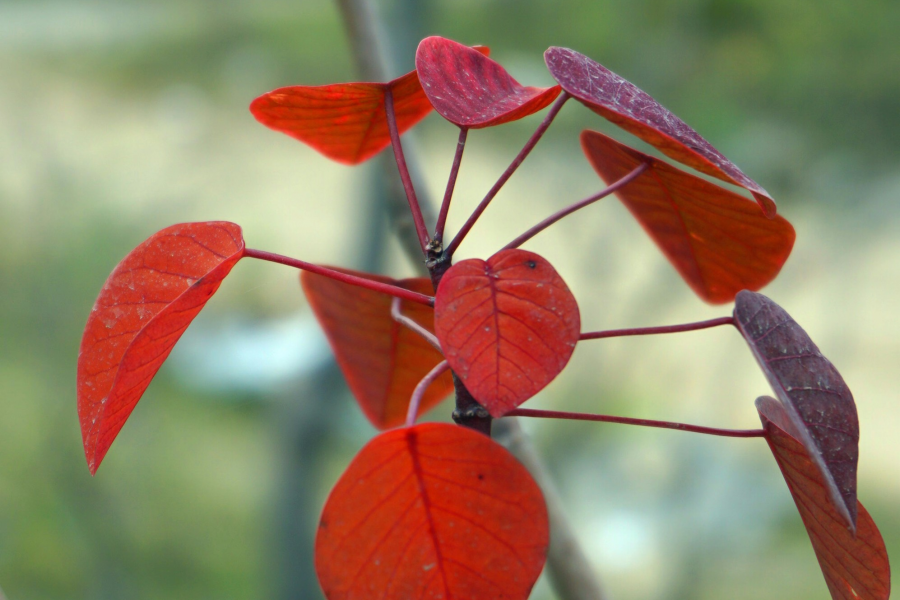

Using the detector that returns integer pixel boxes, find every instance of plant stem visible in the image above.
[503,162,649,250]
[384,88,430,253]
[435,127,468,241]
[406,361,450,427]
[243,248,434,306]
[506,408,766,438]
[391,297,442,351]
[579,316,734,340]
[493,418,608,600]
[445,92,570,257]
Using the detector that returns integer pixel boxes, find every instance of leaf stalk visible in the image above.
[243,248,434,306]
[506,408,765,438]
[445,92,570,257]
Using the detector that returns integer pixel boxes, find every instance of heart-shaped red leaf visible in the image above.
[77,222,245,474]
[315,422,548,600]
[434,249,580,416]
[417,36,561,129]
[757,397,889,600]
[582,130,794,304]
[301,270,452,430]
[736,291,859,529]
[251,46,491,165]
[546,47,776,217]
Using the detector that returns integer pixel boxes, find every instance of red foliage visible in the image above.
[434,249,580,416]
[757,397,889,600]
[301,270,452,430]
[251,46,491,165]
[76,33,890,600]
[416,36,561,129]
[315,423,549,600]
[77,222,244,474]
[581,130,795,304]
[546,46,777,217]
[736,291,859,528]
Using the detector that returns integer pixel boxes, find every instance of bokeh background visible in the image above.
[1,0,898,598]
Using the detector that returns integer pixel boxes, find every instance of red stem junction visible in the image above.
[435,127,468,242]
[506,408,765,438]
[445,92,570,257]
[503,162,650,250]
[243,248,434,306]
[384,88,430,253]
[579,316,735,340]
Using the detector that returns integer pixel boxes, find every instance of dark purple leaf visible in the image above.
[735,291,858,529]
[545,46,776,217]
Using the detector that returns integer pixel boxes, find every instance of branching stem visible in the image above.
[243,248,434,306]
[445,92,570,257]
[579,316,735,340]
[506,408,765,438]
[406,361,450,427]
[384,88,430,253]
[435,127,468,241]
[391,297,443,351]
[503,162,649,250]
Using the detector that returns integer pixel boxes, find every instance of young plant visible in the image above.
[76,36,890,599]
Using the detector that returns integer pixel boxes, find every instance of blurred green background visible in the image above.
[1,0,898,598]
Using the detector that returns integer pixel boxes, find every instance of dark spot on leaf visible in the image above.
[526,261,536,269]
[477,473,485,481]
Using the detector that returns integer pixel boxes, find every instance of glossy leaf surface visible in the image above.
[546,46,776,216]
[77,222,245,474]
[757,397,889,600]
[736,291,859,529]
[251,47,490,165]
[582,130,794,304]
[417,36,561,129]
[316,423,549,600]
[434,249,580,416]
[301,270,452,429]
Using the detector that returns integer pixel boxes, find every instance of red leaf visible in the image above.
[77,222,245,474]
[736,291,859,529]
[251,46,491,164]
[434,249,580,416]
[581,130,794,304]
[416,36,561,129]
[315,423,548,600]
[757,397,890,600]
[301,270,452,430]
[546,47,777,217]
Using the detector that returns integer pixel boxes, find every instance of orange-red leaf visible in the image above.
[251,47,491,165]
[77,222,245,474]
[546,46,777,217]
[301,270,452,430]
[315,423,549,600]
[581,130,794,304]
[737,291,859,528]
[416,36,561,129]
[757,397,890,600]
[434,249,580,416]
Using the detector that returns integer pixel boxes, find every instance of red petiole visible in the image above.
[435,127,468,242]
[243,248,434,306]
[384,88,430,253]
[445,92,570,257]
[506,408,765,438]
[579,316,735,340]
[503,162,650,250]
